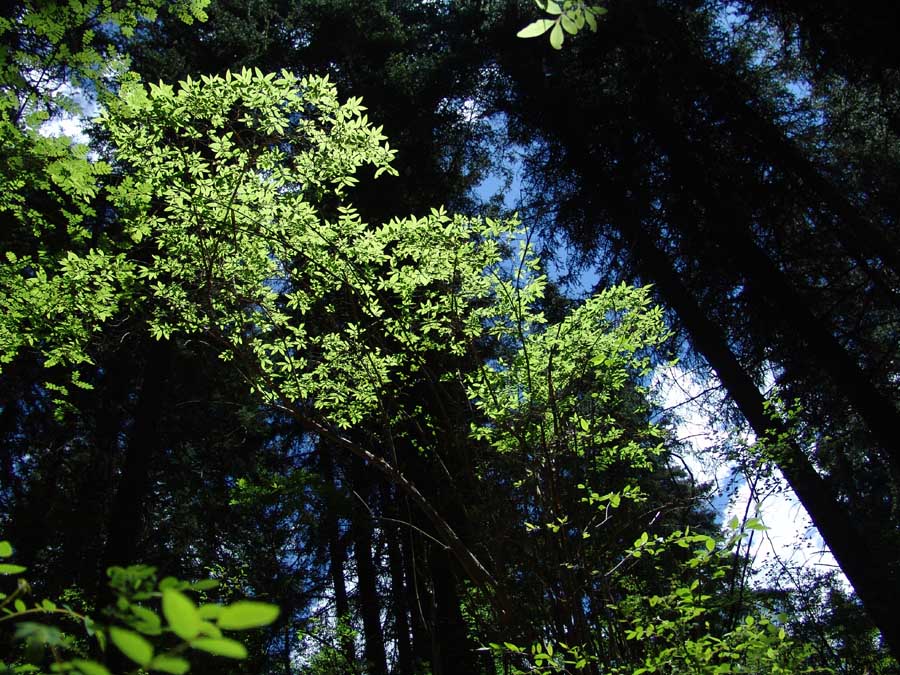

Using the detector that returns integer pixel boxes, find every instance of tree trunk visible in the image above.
[99,340,171,583]
[649,101,900,487]
[383,484,414,675]
[616,208,900,658]
[429,544,483,675]
[320,448,355,666]
[350,463,388,675]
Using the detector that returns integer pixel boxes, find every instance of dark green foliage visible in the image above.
[1,1,896,674]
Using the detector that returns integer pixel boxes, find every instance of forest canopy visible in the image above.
[1,1,898,674]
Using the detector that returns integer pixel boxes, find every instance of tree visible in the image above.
[2,1,882,672]
[489,0,900,658]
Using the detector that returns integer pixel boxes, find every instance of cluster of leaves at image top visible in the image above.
[517,0,608,49]
[1,540,279,675]
[98,68,545,429]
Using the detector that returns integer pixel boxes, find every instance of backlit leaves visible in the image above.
[162,589,201,640]
[517,1,609,49]
[109,627,154,667]
[216,602,280,630]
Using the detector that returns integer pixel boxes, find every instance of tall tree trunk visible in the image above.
[383,484,414,675]
[350,463,388,675]
[320,448,354,666]
[615,206,900,658]
[429,544,482,675]
[649,102,900,486]
[402,524,432,672]
[99,339,171,584]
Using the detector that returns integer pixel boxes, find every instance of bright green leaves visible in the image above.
[110,627,154,667]
[216,602,280,630]
[98,70,532,433]
[606,524,809,674]
[517,1,609,49]
[148,655,191,675]
[0,541,26,575]
[467,283,668,462]
[0,564,27,575]
[484,639,594,673]
[517,19,556,38]
[3,557,279,675]
[157,587,277,661]
[70,659,112,675]
[190,638,248,659]
[162,589,202,640]
[550,22,565,50]
[0,248,136,395]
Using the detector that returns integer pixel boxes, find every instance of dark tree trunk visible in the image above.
[350,463,388,675]
[320,448,354,665]
[383,484,414,675]
[615,206,900,658]
[647,101,900,487]
[402,525,432,672]
[429,544,483,675]
[99,340,171,582]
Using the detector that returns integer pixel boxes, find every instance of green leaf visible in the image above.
[149,655,191,674]
[561,13,578,34]
[0,564,27,575]
[197,604,222,620]
[71,660,112,675]
[131,605,162,635]
[110,627,154,666]
[517,19,555,38]
[162,589,201,640]
[216,601,280,630]
[544,0,562,15]
[585,10,598,31]
[0,542,12,558]
[549,22,564,49]
[190,638,247,659]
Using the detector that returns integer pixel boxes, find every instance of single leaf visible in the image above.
[149,655,191,674]
[549,22,564,49]
[190,638,247,659]
[0,541,12,558]
[544,0,562,14]
[0,564,27,575]
[110,627,154,666]
[131,605,162,635]
[585,9,598,31]
[162,589,201,640]
[216,601,280,630]
[197,604,222,621]
[561,13,579,34]
[517,19,555,38]
[71,660,112,675]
